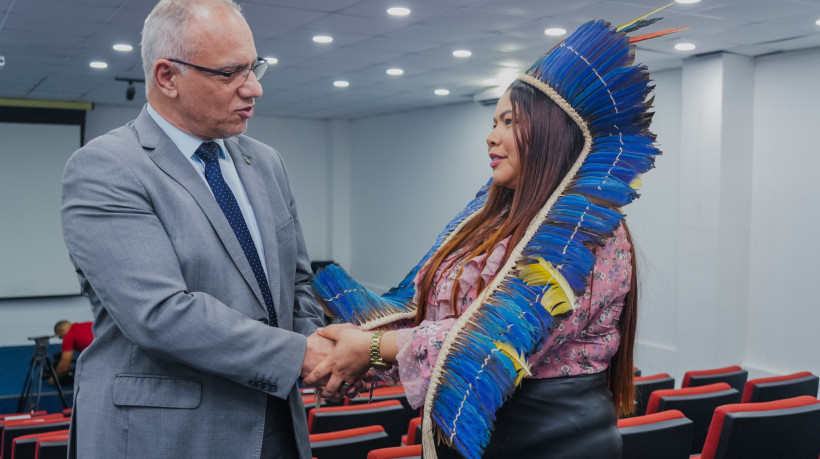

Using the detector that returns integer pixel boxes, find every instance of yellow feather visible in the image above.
[493,341,532,386]
[616,2,676,32]
[629,176,642,189]
[541,284,572,316]
[519,256,577,315]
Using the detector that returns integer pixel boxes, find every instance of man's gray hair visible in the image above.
[141,0,243,92]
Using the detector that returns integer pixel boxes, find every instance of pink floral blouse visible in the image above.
[391,224,632,409]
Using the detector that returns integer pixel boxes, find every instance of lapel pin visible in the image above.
[243,155,251,165]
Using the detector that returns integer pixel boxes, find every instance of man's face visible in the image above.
[172,5,263,140]
[56,325,70,339]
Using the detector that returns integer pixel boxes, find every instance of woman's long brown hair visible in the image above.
[414,80,638,416]
[609,222,638,418]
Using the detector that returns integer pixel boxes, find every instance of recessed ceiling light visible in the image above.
[675,42,696,51]
[544,28,566,37]
[264,57,278,65]
[386,68,404,76]
[452,50,472,58]
[387,7,411,16]
[113,43,133,52]
[434,89,450,96]
[89,61,108,69]
[313,35,333,44]
[816,19,820,26]
[333,80,349,88]
[675,0,701,3]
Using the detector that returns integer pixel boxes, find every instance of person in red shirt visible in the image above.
[50,320,93,384]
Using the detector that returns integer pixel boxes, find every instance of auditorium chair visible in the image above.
[309,400,406,446]
[9,428,68,459]
[633,373,675,417]
[682,365,748,393]
[347,386,419,426]
[367,444,422,459]
[618,409,693,459]
[1,416,69,459]
[302,393,327,418]
[309,425,391,459]
[692,396,820,459]
[34,432,69,459]
[0,414,58,451]
[400,417,421,446]
[741,371,819,403]
[646,382,741,454]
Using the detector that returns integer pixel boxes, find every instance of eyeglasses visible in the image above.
[167,57,267,86]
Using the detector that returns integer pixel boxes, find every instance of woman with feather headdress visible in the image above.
[305,6,682,458]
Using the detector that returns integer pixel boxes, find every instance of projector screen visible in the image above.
[0,110,84,298]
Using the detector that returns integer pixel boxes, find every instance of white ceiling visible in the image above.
[1,0,819,119]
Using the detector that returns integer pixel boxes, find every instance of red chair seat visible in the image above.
[633,373,675,417]
[618,410,693,459]
[683,366,748,393]
[646,382,741,454]
[309,400,406,446]
[35,431,70,459]
[741,371,819,403]
[367,444,422,459]
[698,395,820,459]
[310,425,392,459]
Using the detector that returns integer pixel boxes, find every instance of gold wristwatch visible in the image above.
[369,330,391,368]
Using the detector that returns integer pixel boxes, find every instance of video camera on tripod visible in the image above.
[17,335,68,413]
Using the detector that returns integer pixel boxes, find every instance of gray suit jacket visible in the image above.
[61,107,324,458]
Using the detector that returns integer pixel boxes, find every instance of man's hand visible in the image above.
[300,331,335,386]
[303,324,372,397]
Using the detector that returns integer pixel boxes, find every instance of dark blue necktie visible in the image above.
[196,142,278,328]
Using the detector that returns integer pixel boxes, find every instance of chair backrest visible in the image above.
[10,428,69,459]
[699,396,820,459]
[1,417,70,459]
[683,366,748,393]
[741,372,819,403]
[302,394,327,418]
[646,382,741,454]
[347,387,419,427]
[618,410,693,459]
[309,400,406,446]
[400,417,421,446]
[309,425,392,459]
[633,373,675,417]
[0,414,63,448]
[367,444,423,459]
[34,432,70,459]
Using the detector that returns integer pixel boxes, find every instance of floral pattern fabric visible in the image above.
[392,224,632,409]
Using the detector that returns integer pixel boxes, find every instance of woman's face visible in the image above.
[486,91,520,189]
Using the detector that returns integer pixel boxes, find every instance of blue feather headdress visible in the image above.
[314,6,683,458]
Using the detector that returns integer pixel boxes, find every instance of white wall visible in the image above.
[747,47,820,377]
[348,102,494,292]
[627,68,683,378]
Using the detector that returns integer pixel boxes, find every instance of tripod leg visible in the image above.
[44,356,69,409]
[16,354,38,413]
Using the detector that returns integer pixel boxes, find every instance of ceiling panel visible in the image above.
[0,0,818,119]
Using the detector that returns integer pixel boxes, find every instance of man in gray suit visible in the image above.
[60,0,333,457]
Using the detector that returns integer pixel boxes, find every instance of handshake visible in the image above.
[299,324,393,400]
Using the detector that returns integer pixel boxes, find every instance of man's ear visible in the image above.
[153,60,179,98]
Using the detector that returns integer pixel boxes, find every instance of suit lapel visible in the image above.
[133,108,268,316]
[225,137,282,320]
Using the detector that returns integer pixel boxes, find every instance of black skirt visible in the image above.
[432,372,622,459]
